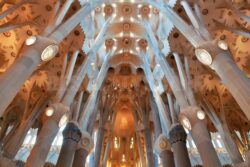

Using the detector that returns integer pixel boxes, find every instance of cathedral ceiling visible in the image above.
[0,0,250,135]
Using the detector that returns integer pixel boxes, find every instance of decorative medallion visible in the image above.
[122,5,132,15]
[104,4,113,16]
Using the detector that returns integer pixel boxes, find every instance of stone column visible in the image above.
[25,103,69,167]
[180,106,222,167]
[86,106,99,135]
[154,134,175,167]
[102,134,112,167]
[72,131,94,167]
[149,92,175,167]
[160,149,175,167]
[204,44,250,121]
[135,130,146,167]
[0,0,101,117]
[149,91,162,140]
[0,36,58,115]
[211,53,250,120]
[169,124,191,167]
[3,120,30,158]
[141,106,155,167]
[56,122,82,167]
[220,126,244,164]
[94,126,106,167]
[155,2,250,119]
[3,95,48,159]
[143,126,155,167]
[25,118,59,167]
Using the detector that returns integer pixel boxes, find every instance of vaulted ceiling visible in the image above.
[0,0,250,165]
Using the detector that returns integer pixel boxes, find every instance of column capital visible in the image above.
[195,40,228,66]
[179,106,207,130]
[169,124,187,145]
[62,122,82,142]
[24,35,59,58]
[48,103,70,122]
[154,134,171,154]
[197,40,221,53]
[77,131,94,153]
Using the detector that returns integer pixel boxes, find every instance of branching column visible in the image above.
[93,124,106,167]
[151,2,250,121]
[180,106,221,167]
[149,91,175,167]
[72,96,100,167]
[202,98,243,164]
[149,94,162,140]
[143,23,222,166]
[0,36,57,115]
[142,121,155,167]
[169,124,191,167]
[25,22,109,167]
[25,103,69,167]
[2,94,48,159]
[102,108,117,167]
[135,130,146,167]
[134,84,155,167]
[92,86,117,167]
[56,122,82,167]
[209,50,250,120]
[133,111,146,167]
[102,136,111,167]
[0,0,102,116]
[141,109,155,167]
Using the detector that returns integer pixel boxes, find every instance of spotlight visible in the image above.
[196,110,206,120]
[195,48,213,65]
[217,40,228,50]
[41,44,59,61]
[25,36,37,46]
[45,107,54,117]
